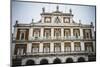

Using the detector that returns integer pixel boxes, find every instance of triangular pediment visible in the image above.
[55,16,61,23]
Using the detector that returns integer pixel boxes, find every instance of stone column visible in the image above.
[61,28,64,39]
[71,28,73,39]
[41,28,44,39]
[61,42,64,52]
[81,41,85,51]
[29,27,33,40]
[70,17,73,23]
[51,28,54,39]
[39,43,43,53]
[41,16,44,23]
[27,43,32,55]
[93,41,96,52]
[80,28,83,39]
[11,43,15,55]
[91,28,95,38]
[71,42,74,51]
[50,42,54,53]
[13,27,17,40]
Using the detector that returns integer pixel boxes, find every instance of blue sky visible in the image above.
[12,1,96,29]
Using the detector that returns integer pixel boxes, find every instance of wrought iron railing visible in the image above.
[12,51,96,59]
[30,36,95,41]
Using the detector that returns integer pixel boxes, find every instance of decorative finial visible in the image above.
[79,20,81,25]
[56,5,59,11]
[79,20,81,23]
[32,19,34,23]
[15,20,18,24]
[91,21,93,26]
[42,7,45,13]
[69,8,72,14]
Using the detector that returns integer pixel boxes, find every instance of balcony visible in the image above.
[12,51,96,59]
[30,36,95,41]
[12,36,95,42]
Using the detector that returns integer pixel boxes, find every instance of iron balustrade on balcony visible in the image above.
[13,36,95,41]
[12,51,95,59]
[30,36,84,40]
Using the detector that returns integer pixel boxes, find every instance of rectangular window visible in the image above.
[33,29,40,39]
[85,42,93,52]
[14,44,27,55]
[63,17,70,23]
[64,42,71,52]
[54,43,61,52]
[44,17,51,23]
[74,42,81,51]
[43,43,50,53]
[32,43,39,53]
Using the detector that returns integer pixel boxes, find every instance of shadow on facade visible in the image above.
[66,58,73,63]
[26,60,35,65]
[40,59,48,65]
[77,57,85,62]
[53,58,61,64]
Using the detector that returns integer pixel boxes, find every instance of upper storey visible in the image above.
[14,6,94,28]
[40,6,73,24]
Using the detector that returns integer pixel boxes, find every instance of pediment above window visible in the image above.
[55,16,61,23]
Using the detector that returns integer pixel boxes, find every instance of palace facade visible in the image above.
[12,6,96,66]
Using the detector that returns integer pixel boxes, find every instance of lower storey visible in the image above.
[12,54,96,66]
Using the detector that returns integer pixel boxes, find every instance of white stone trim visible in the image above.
[41,28,44,38]
[27,43,32,54]
[50,42,54,53]
[81,41,85,51]
[39,43,43,53]
[61,42,64,52]
[71,28,73,36]
[61,28,64,38]
[29,28,33,40]
[71,42,74,51]
[51,28,54,39]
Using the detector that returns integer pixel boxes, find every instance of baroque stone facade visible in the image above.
[12,6,96,66]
